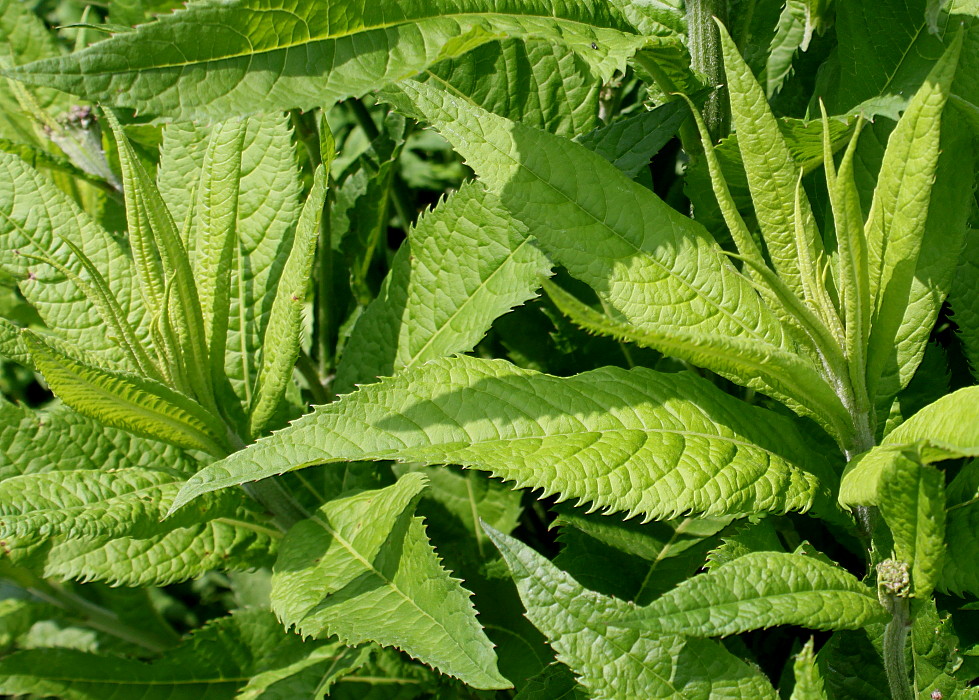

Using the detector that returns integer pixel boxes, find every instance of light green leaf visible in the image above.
[23,331,228,456]
[0,609,320,699]
[485,525,779,700]
[840,386,979,508]
[0,0,67,145]
[617,551,888,636]
[912,600,966,698]
[765,1,809,98]
[425,38,601,137]
[717,21,834,326]
[236,641,372,700]
[865,33,962,404]
[0,151,147,366]
[335,181,551,392]
[157,113,303,405]
[173,355,827,521]
[192,118,246,394]
[940,459,979,596]
[0,397,195,481]
[4,0,660,121]
[395,78,851,440]
[104,109,215,411]
[877,454,946,598]
[270,472,508,690]
[248,165,326,437]
[0,317,30,366]
[790,638,828,700]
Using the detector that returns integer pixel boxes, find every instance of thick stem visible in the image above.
[883,595,913,700]
[226,432,309,531]
[686,0,731,141]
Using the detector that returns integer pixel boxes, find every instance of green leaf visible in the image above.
[236,641,372,700]
[248,165,326,437]
[157,113,303,405]
[942,459,979,596]
[617,551,888,636]
[0,609,326,699]
[23,331,228,456]
[573,99,689,178]
[789,638,829,700]
[270,472,509,690]
[425,39,601,137]
[912,600,967,698]
[514,664,588,700]
[815,628,889,700]
[3,0,660,122]
[864,33,962,404]
[191,118,246,396]
[172,355,827,521]
[877,453,946,598]
[765,1,810,99]
[103,109,215,411]
[485,525,779,700]
[335,181,550,392]
[395,78,851,441]
[717,21,835,327]
[0,151,147,366]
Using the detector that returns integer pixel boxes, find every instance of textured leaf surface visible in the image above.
[336,182,550,392]
[0,151,146,366]
[396,78,850,439]
[270,473,508,690]
[865,35,962,404]
[157,113,302,404]
[0,609,326,699]
[486,525,778,700]
[425,38,601,137]
[174,356,826,521]
[618,551,888,636]
[941,458,979,596]
[4,0,656,121]
[950,223,979,380]
[23,331,227,456]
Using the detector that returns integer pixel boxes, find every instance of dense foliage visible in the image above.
[0,0,978,697]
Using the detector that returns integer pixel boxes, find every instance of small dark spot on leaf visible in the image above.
[291,294,300,301]
[590,42,599,50]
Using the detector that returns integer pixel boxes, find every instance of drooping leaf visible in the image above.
[395,77,851,441]
[485,525,779,700]
[765,1,810,99]
[864,34,964,405]
[616,550,888,636]
[335,181,551,392]
[248,165,326,437]
[23,331,228,456]
[172,355,828,521]
[3,0,663,122]
[270,472,509,690]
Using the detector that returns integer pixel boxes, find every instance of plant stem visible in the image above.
[225,432,310,531]
[883,595,913,700]
[297,349,331,405]
[686,0,731,141]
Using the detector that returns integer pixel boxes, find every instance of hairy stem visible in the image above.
[686,0,731,141]
[883,595,913,700]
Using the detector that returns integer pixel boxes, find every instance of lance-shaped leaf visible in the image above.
[395,78,851,441]
[335,181,551,392]
[172,355,827,520]
[790,638,829,700]
[2,0,661,122]
[0,609,338,699]
[103,109,215,411]
[716,21,835,328]
[23,331,228,456]
[271,472,509,690]
[0,151,147,366]
[864,33,962,403]
[485,525,779,700]
[248,165,326,437]
[950,209,979,382]
[192,118,246,392]
[614,551,888,636]
[157,113,303,405]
